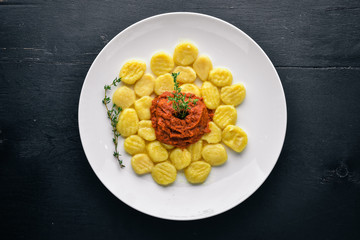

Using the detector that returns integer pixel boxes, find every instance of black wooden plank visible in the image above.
[0,0,359,67]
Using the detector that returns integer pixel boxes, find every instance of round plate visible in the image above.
[78,12,287,220]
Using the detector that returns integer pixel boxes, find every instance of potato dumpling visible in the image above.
[124,135,145,155]
[172,66,196,83]
[112,86,135,109]
[170,148,191,170]
[161,143,175,150]
[185,161,211,184]
[180,83,201,97]
[202,122,222,143]
[146,141,169,163]
[220,83,246,106]
[213,105,237,129]
[134,96,153,120]
[150,51,174,76]
[173,41,198,66]
[193,55,213,81]
[187,140,202,162]
[131,153,154,175]
[222,125,248,152]
[119,60,146,84]
[201,81,220,109]
[138,120,156,141]
[116,108,139,137]
[202,144,228,166]
[134,73,155,97]
[154,73,175,95]
[151,161,177,186]
[208,68,233,87]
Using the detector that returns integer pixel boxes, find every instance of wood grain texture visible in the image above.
[0,0,360,239]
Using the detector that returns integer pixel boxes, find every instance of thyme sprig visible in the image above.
[102,77,124,168]
[168,73,199,119]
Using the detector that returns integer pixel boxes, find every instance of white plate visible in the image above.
[78,12,287,220]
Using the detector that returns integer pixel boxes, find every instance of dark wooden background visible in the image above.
[1,0,360,239]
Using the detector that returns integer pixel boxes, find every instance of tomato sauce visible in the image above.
[151,92,213,148]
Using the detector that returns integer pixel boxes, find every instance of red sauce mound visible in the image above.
[151,92,213,148]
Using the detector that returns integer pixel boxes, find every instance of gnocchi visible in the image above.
[193,55,213,81]
[201,81,220,109]
[202,122,222,143]
[202,144,228,166]
[222,125,248,152]
[138,120,156,141]
[124,135,145,155]
[213,105,237,129]
[170,148,191,170]
[134,96,153,120]
[185,161,211,184]
[180,83,201,97]
[187,140,203,162]
[116,108,139,137]
[220,83,246,106]
[151,161,177,186]
[134,73,155,97]
[119,59,146,84]
[208,67,233,87]
[173,41,198,66]
[146,141,169,163]
[172,66,196,83]
[154,73,175,95]
[131,153,154,175]
[112,86,136,109]
[150,51,174,76]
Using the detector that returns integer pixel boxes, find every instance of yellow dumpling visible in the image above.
[220,83,246,106]
[170,148,191,170]
[112,86,135,109]
[222,125,248,152]
[213,105,237,129]
[146,141,169,163]
[187,140,202,162]
[119,60,146,84]
[208,68,233,87]
[201,81,220,109]
[138,120,156,141]
[151,161,177,186]
[116,108,139,137]
[193,55,213,81]
[134,96,153,120]
[180,83,201,97]
[202,144,228,166]
[173,42,198,66]
[131,153,154,175]
[202,122,222,143]
[124,135,145,155]
[161,143,175,150]
[154,73,175,95]
[134,73,155,97]
[185,161,211,184]
[150,51,174,76]
[172,66,196,83]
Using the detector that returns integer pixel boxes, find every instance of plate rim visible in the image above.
[78,11,287,220]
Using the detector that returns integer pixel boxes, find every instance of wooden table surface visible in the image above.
[1,0,359,239]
